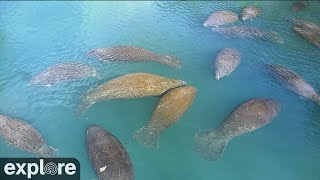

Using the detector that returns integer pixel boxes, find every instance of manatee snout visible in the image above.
[86,125,105,142]
[87,49,99,57]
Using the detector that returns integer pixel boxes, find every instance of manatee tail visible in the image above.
[133,126,160,149]
[155,54,182,69]
[77,95,95,116]
[267,31,284,44]
[194,129,229,161]
[37,145,58,158]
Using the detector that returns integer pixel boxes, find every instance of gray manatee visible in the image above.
[86,125,134,180]
[0,115,57,157]
[241,6,260,21]
[29,62,97,86]
[212,26,284,44]
[87,46,181,68]
[288,18,320,36]
[266,64,320,104]
[214,48,241,80]
[203,11,238,27]
[77,73,186,115]
[133,86,196,149]
[194,98,279,161]
[293,26,320,48]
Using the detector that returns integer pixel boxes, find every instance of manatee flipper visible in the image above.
[77,96,95,116]
[37,145,58,157]
[133,126,160,149]
[194,129,229,161]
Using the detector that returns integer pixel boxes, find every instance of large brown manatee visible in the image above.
[133,86,196,149]
[194,98,280,161]
[29,62,97,86]
[87,46,181,68]
[266,64,320,104]
[0,115,57,157]
[214,48,241,80]
[212,26,284,44]
[241,6,260,21]
[203,11,238,27]
[86,125,134,180]
[77,73,186,115]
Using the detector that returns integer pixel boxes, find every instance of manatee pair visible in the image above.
[0,115,57,157]
[266,64,320,104]
[212,26,284,44]
[203,6,260,27]
[194,98,280,161]
[29,62,97,86]
[87,45,182,68]
[214,48,241,80]
[86,125,134,180]
[288,18,320,48]
[77,73,186,115]
[78,73,196,149]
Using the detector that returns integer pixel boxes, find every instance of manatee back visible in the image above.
[0,115,45,154]
[86,125,134,180]
[219,99,279,137]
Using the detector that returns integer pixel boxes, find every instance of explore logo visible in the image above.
[0,158,80,180]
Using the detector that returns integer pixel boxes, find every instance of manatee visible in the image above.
[194,98,279,161]
[212,26,284,44]
[266,64,320,104]
[0,115,57,157]
[203,11,238,27]
[293,26,320,48]
[288,18,320,36]
[87,46,181,68]
[133,86,196,149]
[86,125,134,180]
[29,62,97,86]
[214,48,241,80]
[77,73,186,115]
[241,6,260,21]
[291,1,308,12]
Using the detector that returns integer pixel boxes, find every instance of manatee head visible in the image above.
[86,125,107,143]
[264,99,281,117]
[159,55,182,68]
[311,94,320,105]
[164,78,187,90]
[87,48,105,59]
[203,20,211,27]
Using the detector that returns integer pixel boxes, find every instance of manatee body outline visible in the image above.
[0,115,57,157]
[288,18,320,36]
[133,86,196,149]
[87,45,182,68]
[194,98,280,161]
[77,73,186,115]
[241,6,260,21]
[212,25,284,44]
[266,64,320,104]
[214,48,241,80]
[203,11,238,27]
[86,125,134,180]
[29,62,97,86]
[291,1,308,12]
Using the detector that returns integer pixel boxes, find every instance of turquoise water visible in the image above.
[0,1,320,179]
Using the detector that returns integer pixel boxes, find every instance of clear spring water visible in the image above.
[0,1,320,180]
